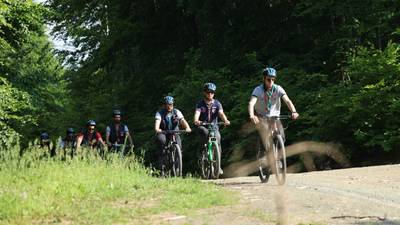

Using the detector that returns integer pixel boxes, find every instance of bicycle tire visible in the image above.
[258,137,271,183]
[201,149,210,180]
[172,144,182,177]
[164,149,171,178]
[272,134,286,185]
[210,141,221,180]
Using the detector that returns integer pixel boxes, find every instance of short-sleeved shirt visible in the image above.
[155,108,184,130]
[59,137,76,148]
[106,125,129,132]
[251,84,286,117]
[78,131,102,148]
[195,99,223,130]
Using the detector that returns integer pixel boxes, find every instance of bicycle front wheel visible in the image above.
[272,134,286,185]
[210,141,221,180]
[172,144,182,177]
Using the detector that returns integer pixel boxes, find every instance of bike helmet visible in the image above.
[262,68,277,77]
[163,96,174,104]
[86,120,96,127]
[203,83,216,92]
[66,127,74,135]
[113,110,121,116]
[41,133,49,140]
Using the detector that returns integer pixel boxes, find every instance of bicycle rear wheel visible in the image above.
[272,134,286,185]
[172,144,182,177]
[210,141,220,180]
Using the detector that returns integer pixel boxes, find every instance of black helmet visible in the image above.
[66,127,74,135]
[86,120,96,127]
[203,83,216,92]
[262,68,277,77]
[113,110,121,116]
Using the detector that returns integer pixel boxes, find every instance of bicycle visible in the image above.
[199,122,225,180]
[161,130,185,178]
[257,115,292,185]
[110,143,132,157]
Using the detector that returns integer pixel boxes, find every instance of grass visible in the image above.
[0,138,238,224]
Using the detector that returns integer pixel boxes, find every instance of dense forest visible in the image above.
[2,0,400,174]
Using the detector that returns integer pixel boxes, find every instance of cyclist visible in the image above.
[105,110,133,156]
[58,127,76,158]
[76,120,106,150]
[155,96,191,171]
[194,83,230,174]
[248,67,299,161]
[40,133,50,149]
[40,133,56,157]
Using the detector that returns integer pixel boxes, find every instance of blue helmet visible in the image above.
[66,127,74,135]
[86,120,96,127]
[163,96,174,104]
[41,133,50,145]
[203,83,216,92]
[262,68,277,77]
[41,133,49,140]
[113,110,121,116]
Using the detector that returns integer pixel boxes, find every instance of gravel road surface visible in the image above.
[155,164,400,225]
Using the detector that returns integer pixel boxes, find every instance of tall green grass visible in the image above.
[0,138,237,224]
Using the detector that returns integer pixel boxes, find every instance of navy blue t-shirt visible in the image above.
[195,99,223,130]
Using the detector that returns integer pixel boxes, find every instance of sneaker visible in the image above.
[219,168,223,175]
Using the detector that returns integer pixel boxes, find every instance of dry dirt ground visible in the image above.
[146,164,400,225]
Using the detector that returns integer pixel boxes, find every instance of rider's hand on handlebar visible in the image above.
[194,120,202,126]
[250,115,259,124]
[155,128,163,134]
[107,142,112,148]
[224,120,231,126]
[185,127,192,133]
[292,112,299,120]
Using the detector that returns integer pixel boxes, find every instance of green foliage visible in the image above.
[0,78,35,146]
[0,138,237,223]
[36,0,400,170]
[0,0,66,146]
[300,42,400,161]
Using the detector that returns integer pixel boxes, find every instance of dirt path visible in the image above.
[154,164,400,224]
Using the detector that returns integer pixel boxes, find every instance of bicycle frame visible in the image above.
[258,115,291,185]
[203,122,224,161]
[200,122,225,180]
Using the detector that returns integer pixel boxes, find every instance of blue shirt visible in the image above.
[195,99,223,130]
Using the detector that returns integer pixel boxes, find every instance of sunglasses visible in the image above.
[266,78,275,82]
[165,104,173,107]
[68,135,74,138]
[88,128,95,131]
[206,91,215,94]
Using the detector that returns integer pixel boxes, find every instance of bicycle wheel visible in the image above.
[163,150,171,178]
[258,137,271,183]
[210,141,221,180]
[201,149,210,180]
[272,134,286,185]
[171,144,182,177]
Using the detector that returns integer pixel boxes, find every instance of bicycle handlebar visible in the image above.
[201,122,226,126]
[261,115,292,119]
[111,143,131,147]
[161,130,187,134]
